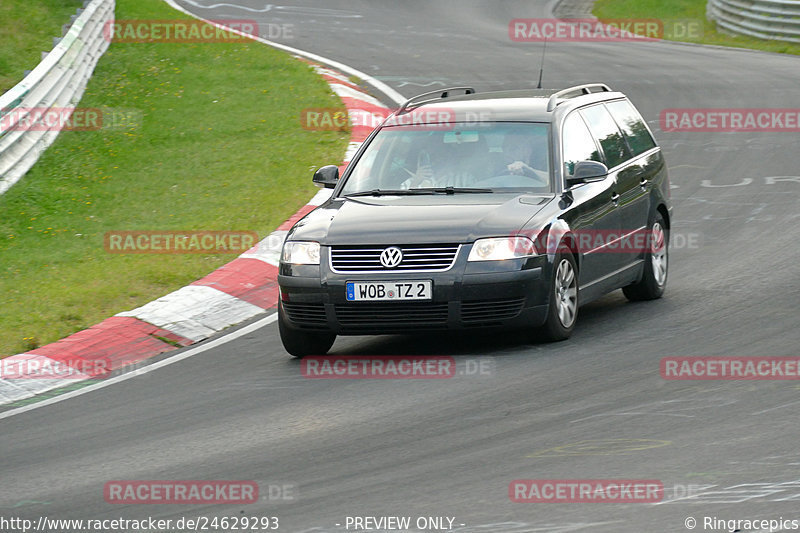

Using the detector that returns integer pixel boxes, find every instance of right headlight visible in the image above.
[467,236,536,261]
[281,241,321,265]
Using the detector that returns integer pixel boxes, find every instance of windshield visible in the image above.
[340,122,552,195]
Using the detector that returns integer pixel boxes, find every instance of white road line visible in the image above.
[0,313,278,421]
[179,0,363,18]
[163,0,406,105]
[0,3,397,419]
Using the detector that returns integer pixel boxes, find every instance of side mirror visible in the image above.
[565,160,608,189]
[312,165,339,189]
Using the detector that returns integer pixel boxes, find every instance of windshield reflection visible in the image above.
[340,122,552,195]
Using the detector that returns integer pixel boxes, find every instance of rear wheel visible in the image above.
[278,301,335,358]
[535,249,578,342]
[623,212,668,301]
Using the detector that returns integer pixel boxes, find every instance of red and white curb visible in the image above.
[0,62,393,406]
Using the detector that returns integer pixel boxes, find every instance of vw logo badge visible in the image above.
[380,247,403,268]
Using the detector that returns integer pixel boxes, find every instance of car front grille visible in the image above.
[334,302,449,329]
[330,244,460,273]
[282,302,327,328]
[461,298,526,324]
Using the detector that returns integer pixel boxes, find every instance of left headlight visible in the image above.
[282,241,321,265]
[467,236,536,261]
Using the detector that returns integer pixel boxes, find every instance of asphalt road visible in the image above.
[2,1,800,531]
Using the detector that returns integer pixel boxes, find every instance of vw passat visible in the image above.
[278,85,672,357]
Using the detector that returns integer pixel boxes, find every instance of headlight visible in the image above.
[282,241,321,265]
[467,236,536,261]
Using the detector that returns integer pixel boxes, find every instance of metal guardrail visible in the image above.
[707,0,800,43]
[0,0,114,195]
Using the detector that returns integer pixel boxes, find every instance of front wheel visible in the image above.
[278,301,336,358]
[534,249,578,342]
[623,212,668,301]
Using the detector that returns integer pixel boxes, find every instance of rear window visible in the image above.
[562,112,603,177]
[580,104,631,169]
[605,100,657,156]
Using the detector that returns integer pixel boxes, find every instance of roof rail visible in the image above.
[546,83,612,112]
[395,86,476,115]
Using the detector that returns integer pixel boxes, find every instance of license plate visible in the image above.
[346,281,432,301]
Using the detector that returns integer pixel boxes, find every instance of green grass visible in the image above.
[0,0,349,355]
[593,0,800,55]
[0,0,84,93]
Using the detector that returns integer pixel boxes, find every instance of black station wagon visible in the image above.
[278,84,672,357]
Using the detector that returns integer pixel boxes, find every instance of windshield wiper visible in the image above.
[344,189,437,197]
[411,187,493,194]
[344,186,493,198]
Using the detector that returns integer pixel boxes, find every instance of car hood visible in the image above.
[286,193,555,245]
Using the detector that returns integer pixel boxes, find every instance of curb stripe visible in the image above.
[0,52,393,404]
[192,258,280,309]
[116,285,266,343]
[28,316,192,364]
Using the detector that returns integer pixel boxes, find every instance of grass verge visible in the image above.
[0,0,349,355]
[593,0,800,55]
[0,0,84,93]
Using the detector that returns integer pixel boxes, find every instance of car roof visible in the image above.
[383,86,628,125]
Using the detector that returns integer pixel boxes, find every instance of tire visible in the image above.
[623,212,668,301]
[278,301,336,358]
[535,248,578,342]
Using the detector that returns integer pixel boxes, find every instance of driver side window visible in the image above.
[562,112,602,177]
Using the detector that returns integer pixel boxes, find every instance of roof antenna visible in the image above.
[536,36,548,89]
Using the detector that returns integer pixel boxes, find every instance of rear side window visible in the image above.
[580,104,631,169]
[562,113,602,177]
[606,100,656,156]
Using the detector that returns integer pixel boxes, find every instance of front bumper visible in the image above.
[278,248,551,335]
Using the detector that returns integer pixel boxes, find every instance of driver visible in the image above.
[500,133,539,178]
[403,150,436,188]
[401,146,474,189]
